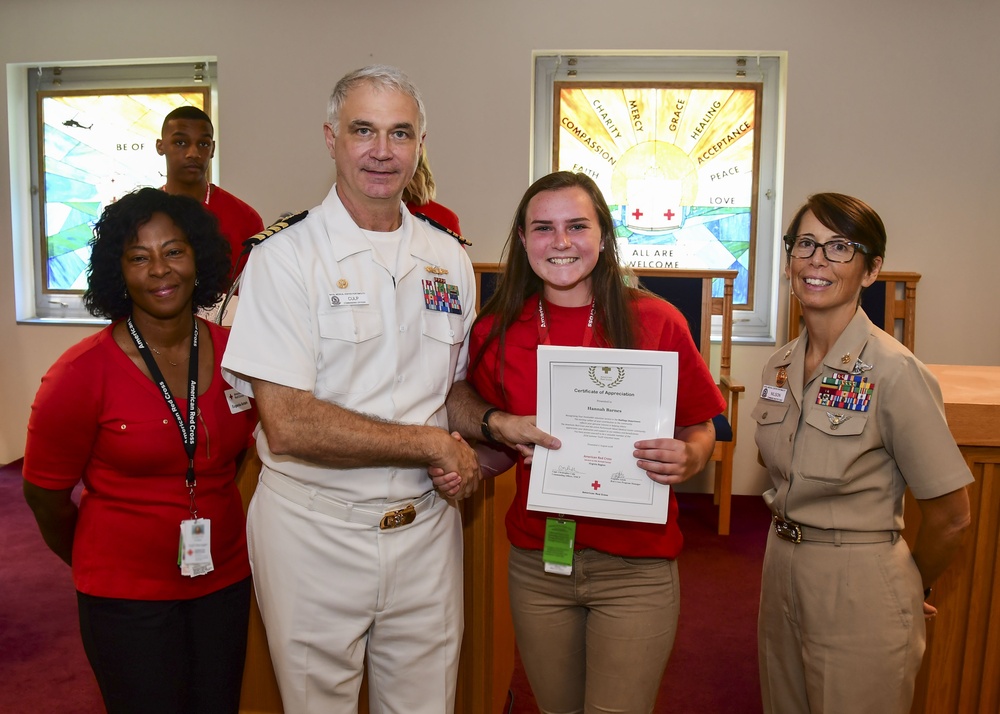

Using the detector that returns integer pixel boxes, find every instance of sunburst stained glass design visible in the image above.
[40,90,207,291]
[554,84,760,305]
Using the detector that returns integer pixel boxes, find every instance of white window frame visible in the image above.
[531,51,787,343]
[7,57,218,324]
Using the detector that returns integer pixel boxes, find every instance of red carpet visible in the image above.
[0,459,105,713]
[2,457,767,714]
[507,491,769,714]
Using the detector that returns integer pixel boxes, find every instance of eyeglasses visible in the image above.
[782,235,869,263]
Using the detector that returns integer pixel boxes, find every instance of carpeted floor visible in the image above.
[2,456,768,714]
[0,459,105,714]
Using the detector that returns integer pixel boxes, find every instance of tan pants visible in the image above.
[758,529,925,714]
[508,545,680,714]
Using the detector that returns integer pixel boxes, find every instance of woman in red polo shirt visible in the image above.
[23,188,256,714]
[461,171,725,712]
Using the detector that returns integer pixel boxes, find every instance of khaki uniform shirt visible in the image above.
[753,309,972,532]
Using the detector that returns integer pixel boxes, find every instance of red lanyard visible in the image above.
[537,298,597,347]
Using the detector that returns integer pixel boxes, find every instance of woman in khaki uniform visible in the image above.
[753,193,972,714]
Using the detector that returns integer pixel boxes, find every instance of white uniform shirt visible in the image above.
[222,185,475,503]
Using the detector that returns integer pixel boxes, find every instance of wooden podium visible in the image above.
[903,365,1000,714]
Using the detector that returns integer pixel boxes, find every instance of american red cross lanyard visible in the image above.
[536,297,594,561]
[126,316,200,513]
[537,297,597,347]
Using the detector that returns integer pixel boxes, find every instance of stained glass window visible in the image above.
[553,83,760,306]
[38,89,209,292]
[533,53,785,341]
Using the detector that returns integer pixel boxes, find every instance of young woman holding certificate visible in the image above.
[448,171,726,713]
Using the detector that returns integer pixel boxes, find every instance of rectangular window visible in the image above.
[8,58,216,322]
[533,52,786,342]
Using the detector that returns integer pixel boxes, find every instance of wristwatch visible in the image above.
[480,407,502,443]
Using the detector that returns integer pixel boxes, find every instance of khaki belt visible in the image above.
[261,469,436,530]
[772,515,897,545]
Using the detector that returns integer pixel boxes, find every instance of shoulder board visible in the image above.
[216,209,309,326]
[413,211,471,247]
[240,210,309,253]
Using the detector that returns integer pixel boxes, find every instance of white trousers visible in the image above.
[248,467,464,714]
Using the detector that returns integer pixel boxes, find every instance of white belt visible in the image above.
[261,468,437,530]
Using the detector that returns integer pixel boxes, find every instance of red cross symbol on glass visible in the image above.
[664,209,675,220]
[591,480,601,490]
[631,208,643,220]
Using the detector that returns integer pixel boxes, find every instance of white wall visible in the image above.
[3,0,998,495]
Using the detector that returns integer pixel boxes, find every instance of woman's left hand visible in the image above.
[633,438,699,485]
[634,421,716,485]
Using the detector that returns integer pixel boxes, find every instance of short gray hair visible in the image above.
[327,65,426,136]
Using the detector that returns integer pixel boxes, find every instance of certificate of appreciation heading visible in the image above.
[528,345,679,524]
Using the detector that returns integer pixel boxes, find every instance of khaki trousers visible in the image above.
[758,529,925,714]
[508,545,680,714]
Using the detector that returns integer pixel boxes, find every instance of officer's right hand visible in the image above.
[428,430,481,500]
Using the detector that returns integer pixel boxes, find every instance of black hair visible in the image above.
[83,187,230,319]
[161,106,213,133]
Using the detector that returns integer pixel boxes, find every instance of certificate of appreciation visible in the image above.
[527,345,679,524]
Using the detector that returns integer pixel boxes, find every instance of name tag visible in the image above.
[179,518,214,578]
[329,292,369,307]
[760,385,787,402]
[225,388,252,414]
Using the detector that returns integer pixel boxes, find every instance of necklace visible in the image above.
[148,343,189,367]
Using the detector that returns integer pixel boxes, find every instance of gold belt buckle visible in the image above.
[380,504,416,530]
[773,516,803,543]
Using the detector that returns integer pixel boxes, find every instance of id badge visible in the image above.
[543,517,576,576]
[225,388,252,414]
[179,518,214,578]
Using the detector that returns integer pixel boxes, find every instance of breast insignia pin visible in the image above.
[337,279,348,289]
[826,412,852,430]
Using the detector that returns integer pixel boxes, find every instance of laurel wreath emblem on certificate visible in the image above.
[589,366,625,388]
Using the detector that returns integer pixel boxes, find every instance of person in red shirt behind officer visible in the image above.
[403,145,463,240]
[157,106,264,285]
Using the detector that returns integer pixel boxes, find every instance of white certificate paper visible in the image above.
[528,345,679,524]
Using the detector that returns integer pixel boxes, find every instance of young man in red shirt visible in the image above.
[157,106,264,283]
